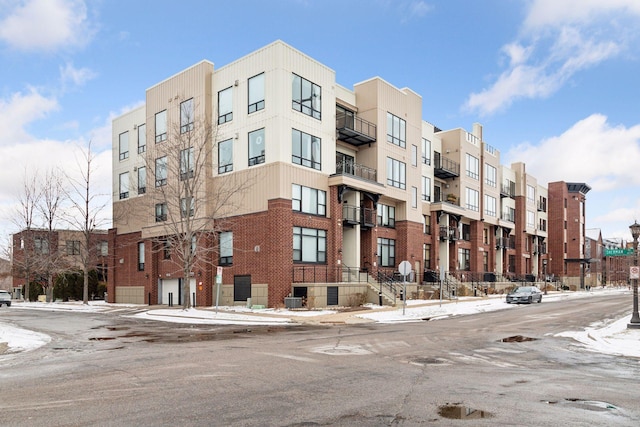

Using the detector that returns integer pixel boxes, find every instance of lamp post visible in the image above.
[628,221,640,329]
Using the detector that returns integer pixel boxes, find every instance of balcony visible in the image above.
[336,160,377,182]
[433,152,460,179]
[501,181,515,198]
[342,205,360,226]
[336,112,376,146]
[439,225,458,241]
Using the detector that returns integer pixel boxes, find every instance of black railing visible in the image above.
[293,266,368,284]
[336,160,377,182]
[336,112,377,145]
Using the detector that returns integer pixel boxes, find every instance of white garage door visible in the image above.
[160,279,180,305]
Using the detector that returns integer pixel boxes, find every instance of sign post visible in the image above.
[215,266,223,314]
[398,260,412,315]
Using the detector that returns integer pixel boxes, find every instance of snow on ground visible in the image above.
[1,287,639,359]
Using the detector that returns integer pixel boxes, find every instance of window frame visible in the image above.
[248,128,265,166]
[155,203,168,222]
[377,237,396,267]
[248,73,265,114]
[180,147,195,180]
[119,131,129,161]
[218,86,233,124]
[292,184,326,216]
[180,98,194,134]
[293,227,327,264]
[66,240,81,256]
[137,167,146,195]
[219,231,233,266]
[155,110,167,143]
[291,73,321,120]
[466,153,479,180]
[138,242,145,271]
[292,128,321,170]
[466,187,479,212]
[218,138,233,174]
[119,172,129,200]
[155,156,167,187]
[422,138,431,165]
[421,176,431,201]
[386,157,406,189]
[137,123,146,153]
[377,204,395,228]
[386,112,406,148]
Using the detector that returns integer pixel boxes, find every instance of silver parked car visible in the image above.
[0,289,11,307]
[506,286,542,304]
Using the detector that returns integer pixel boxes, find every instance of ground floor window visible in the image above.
[458,248,470,270]
[293,227,326,263]
[377,238,395,267]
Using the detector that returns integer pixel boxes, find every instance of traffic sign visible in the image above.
[631,266,640,279]
[605,248,634,257]
[398,260,412,276]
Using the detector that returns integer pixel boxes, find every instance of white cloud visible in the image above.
[463,0,639,116]
[0,0,93,52]
[60,62,97,88]
[0,88,58,145]
[505,114,640,187]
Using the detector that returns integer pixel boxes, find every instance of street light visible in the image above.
[628,221,640,329]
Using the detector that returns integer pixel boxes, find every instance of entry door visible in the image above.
[234,275,251,302]
[327,286,338,306]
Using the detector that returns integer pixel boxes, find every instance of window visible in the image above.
[97,241,108,257]
[377,204,395,228]
[155,203,167,222]
[292,184,326,216]
[138,242,145,271]
[180,98,194,133]
[377,238,395,267]
[421,176,431,201]
[218,87,233,124]
[119,131,129,160]
[485,164,497,187]
[248,128,265,166]
[248,73,265,113]
[219,231,233,266]
[423,215,431,234]
[66,240,80,256]
[218,139,233,173]
[119,172,129,200]
[386,113,406,148]
[35,237,49,254]
[292,129,321,170]
[484,194,497,217]
[411,145,418,167]
[527,185,536,203]
[411,186,418,208]
[422,138,431,165]
[137,124,146,153]
[503,206,515,222]
[155,156,167,187]
[527,210,535,228]
[386,157,406,189]
[292,73,321,119]
[155,110,167,143]
[483,228,489,245]
[461,224,471,241]
[163,240,171,259]
[180,147,194,180]
[466,153,479,180]
[423,244,431,269]
[458,248,470,270]
[466,187,479,211]
[137,167,146,195]
[293,227,326,263]
[181,197,194,218]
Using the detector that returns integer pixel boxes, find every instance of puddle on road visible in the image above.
[410,356,448,365]
[438,403,493,419]
[501,335,538,342]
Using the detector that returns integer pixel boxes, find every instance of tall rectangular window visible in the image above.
[411,186,418,208]
[423,243,431,269]
[181,197,194,218]
[119,131,129,160]
[137,124,146,153]
[421,176,431,201]
[527,185,536,203]
[180,147,194,180]
[248,73,265,113]
[155,156,167,187]
[219,231,233,266]
[377,238,395,267]
[485,164,497,187]
[137,167,146,194]
[466,187,479,211]
[218,87,233,124]
[155,203,167,222]
[466,153,479,179]
[411,145,418,167]
[377,204,395,228]
[458,248,470,270]
[386,157,406,189]
[218,139,233,174]
[180,98,194,133]
[422,138,431,165]
[292,184,326,216]
[248,128,265,166]
[292,129,321,170]
[34,237,49,254]
[138,242,145,271]
[155,110,167,143]
[119,172,129,200]
[66,240,80,256]
[484,194,497,217]
[527,210,536,228]
[386,112,406,148]
[293,227,326,263]
[292,73,321,119]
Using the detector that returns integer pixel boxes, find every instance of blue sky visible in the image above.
[1,0,640,242]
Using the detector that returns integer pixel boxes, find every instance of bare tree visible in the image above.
[65,140,110,304]
[38,169,66,302]
[11,170,42,301]
[142,99,251,309]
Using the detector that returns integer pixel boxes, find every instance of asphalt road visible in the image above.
[1,294,639,426]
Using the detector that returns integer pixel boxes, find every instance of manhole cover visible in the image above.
[438,404,493,419]
[501,335,537,342]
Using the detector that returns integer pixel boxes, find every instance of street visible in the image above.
[1,294,639,426]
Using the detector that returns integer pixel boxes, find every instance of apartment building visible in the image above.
[108,40,580,308]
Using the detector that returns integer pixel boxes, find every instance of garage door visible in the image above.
[159,279,181,305]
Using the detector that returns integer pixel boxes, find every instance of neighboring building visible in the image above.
[11,229,109,296]
[547,182,592,289]
[0,258,11,292]
[108,40,584,308]
[585,228,603,288]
